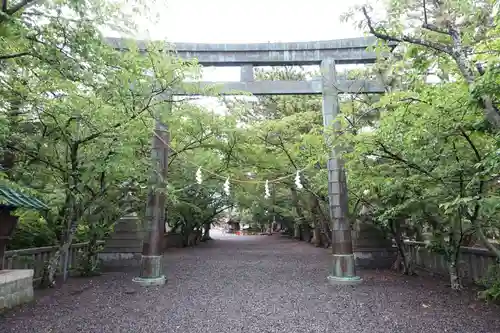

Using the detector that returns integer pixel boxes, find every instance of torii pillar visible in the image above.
[321,58,362,285]
[133,103,170,287]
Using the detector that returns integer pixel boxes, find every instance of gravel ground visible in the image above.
[1,231,499,333]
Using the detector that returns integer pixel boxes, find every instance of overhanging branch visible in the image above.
[361,6,452,55]
[0,51,31,60]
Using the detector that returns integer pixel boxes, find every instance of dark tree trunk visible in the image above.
[389,219,415,275]
[201,222,212,242]
[290,187,305,240]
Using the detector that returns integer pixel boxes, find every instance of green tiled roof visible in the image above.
[0,185,49,210]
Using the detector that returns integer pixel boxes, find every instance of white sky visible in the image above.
[127,0,371,110]
[143,0,366,43]
[133,0,369,79]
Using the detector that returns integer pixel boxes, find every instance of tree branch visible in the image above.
[77,94,158,145]
[372,141,444,183]
[458,127,481,162]
[421,0,449,35]
[5,0,40,16]
[0,51,31,60]
[361,6,452,55]
[277,135,298,170]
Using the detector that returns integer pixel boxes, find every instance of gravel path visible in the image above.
[1,231,499,333]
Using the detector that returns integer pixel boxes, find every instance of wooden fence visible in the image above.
[4,241,103,285]
[405,241,499,284]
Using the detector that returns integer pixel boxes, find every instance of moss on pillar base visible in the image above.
[133,255,166,286]
[327,275,363,285]
[132,275,166,286]
[327,254,363,285]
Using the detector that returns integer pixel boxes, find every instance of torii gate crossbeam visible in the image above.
[106,36,392,66]
[173,79,385,96]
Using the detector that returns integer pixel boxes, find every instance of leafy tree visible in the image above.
[335,0,500,291]
[1,0,199,285]
[345,0,500,128]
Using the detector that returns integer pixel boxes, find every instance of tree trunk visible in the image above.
[448,31,500,129]
[293,223,301,239]
[41,194,80,287]
[476,223,500,262]
[40,240,72,288]
[40,248,62,288]
[78,230,101,277]
[311,225,321,247]
[392,243,415,275]
[310,193,332,246]
[305,189,322,247]
[195,229,202,244]
[181,224,190,247]
[201,222,212,241]
[448,216,464,290]
[290,187,305,240]
[187,232,196,246]
[448,260,463,290]
[390,219,415,275]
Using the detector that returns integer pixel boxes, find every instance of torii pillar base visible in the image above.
[132,255,166,286]
[327,254,363,286]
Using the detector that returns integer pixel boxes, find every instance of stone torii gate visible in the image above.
[107,36,395,286]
